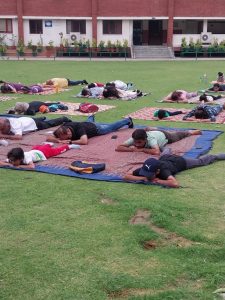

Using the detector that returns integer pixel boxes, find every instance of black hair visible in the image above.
[7,147,24,161]
[103,86,119,98]
[87,83,96,89]
[132,129,147,140]
[105,82,116,88]
[157,109,167,119]
[81,88,90,96]
[1,85,12,93]
[213,83,220,88]
[199,94,208,102]
[171,91,182,101]
[218,72,223,76]
[194,108,209,119]
[53,126,68,138]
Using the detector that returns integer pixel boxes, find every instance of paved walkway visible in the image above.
[1,56,225,62]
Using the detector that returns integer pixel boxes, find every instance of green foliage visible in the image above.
[98,40,105,49]
[16,39,25,54]
[181,37,188,48]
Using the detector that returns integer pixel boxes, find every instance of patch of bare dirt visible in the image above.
[130,209,198,248]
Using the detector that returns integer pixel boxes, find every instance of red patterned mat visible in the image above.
[125,107,225,124]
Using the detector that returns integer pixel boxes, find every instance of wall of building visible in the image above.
[97,20,131,46]
[23,19,92,46]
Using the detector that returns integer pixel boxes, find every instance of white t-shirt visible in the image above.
[112,80,128,90]
[23,150,47,164]
[8,117,37,135]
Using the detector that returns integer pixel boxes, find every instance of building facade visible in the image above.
[1,0,225,47]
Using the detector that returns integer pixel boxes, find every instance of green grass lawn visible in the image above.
[1,60,225,300]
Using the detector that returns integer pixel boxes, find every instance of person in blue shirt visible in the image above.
[183,104,225,122]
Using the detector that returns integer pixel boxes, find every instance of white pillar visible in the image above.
[203,20,207,32]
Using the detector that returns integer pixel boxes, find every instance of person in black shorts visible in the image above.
[124,149,225,188]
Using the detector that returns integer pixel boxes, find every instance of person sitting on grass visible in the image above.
[183,103,225,122]
[123,148,225,188]
[153,109,183,120]
[164,90,198,102]
[46,116,133,145]
[0,143,79,169]
[0,116,71,140]
[115,128,201,155]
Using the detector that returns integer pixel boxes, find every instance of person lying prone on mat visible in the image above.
[164,90,198,102]
[153,109,184,120]
[123,148,225,188]
[0,116,71,140]
[9,101,62,115]
[46,116,133,145]
[197,93,225,104]
[182,103,225,122]
[0,143,79,169]
[102,86,143,100]
[42,78,88,89]
[0,82,53,94]
[206,83,225,93]
[115,128,201,156]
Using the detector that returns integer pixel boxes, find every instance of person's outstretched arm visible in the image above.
[123,173,148,182]
[151,175,179,188]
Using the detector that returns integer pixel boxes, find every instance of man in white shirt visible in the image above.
[0,116,71,140]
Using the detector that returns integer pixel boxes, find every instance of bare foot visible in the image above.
[190,129,202,135]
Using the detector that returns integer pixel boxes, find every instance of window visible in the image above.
[66,20,86,34]
[173,20,203,34]
[29,20,43,34]
[0,19,12,33]
[208,21,225,34]
[103,20,122,34]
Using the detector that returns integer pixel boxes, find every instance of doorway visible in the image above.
[148,20,163,45]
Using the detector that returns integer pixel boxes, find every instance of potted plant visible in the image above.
[122,39,129,55]
[8,34,17,49]
[16,39,25,56]
[189,37,195,50]
[0,43,7,56]
[46,40,55,57]
[37,41,43,53]
[31,45,38,56]
[181,37,188,49]
[98,40,105,52]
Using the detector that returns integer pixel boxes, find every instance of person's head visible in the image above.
[45,80,54,85]
[105,82,116,88]
[194,107,209,119]
[132,129,147,148]
[218,72,223,77]
[103,86,119,98]
[0,118,11,134]
[39,105,49,113]
[53,126,72,140]
[157,109,167,119]
[87,83,96,89]
[81,88,91,96]
[213,83,220,92]
[7,147,24,166]
[171,91,182,101]
[139,158,160,179]
[199,94,208,102]
[0,84,12,93]
[14,102,29,114]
